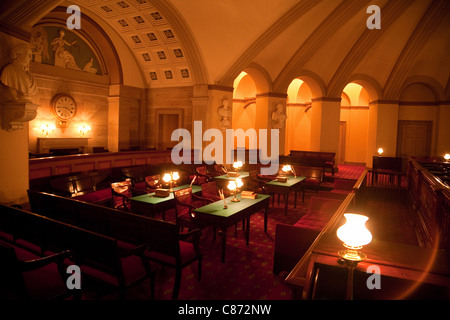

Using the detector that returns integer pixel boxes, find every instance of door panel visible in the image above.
[396,121,432,158]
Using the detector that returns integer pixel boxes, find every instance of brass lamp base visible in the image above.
[231,197,240,202]
[338,248,367,300]
[338,249,366,263]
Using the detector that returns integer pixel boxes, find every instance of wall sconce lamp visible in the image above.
[282,164,297,178]
[227,178,243,202]
[444,153,450,162]
[40,124,56,137]
[336,213,372,299]
[162,171,179,192]
[79,125,91,137]
[377,148,384,156]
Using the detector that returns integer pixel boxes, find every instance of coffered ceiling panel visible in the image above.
[74,0,192,87]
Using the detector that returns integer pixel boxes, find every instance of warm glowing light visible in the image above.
[227,181,236,191]
[233,161,243,170]
[337,214,372,250]
[79,125,91,137]
[236,178,243,188]
[163,173,172,183]
[163,172,179,192]
[40,124,56,137]
[444,154,450,161]
[281,164,296,177]
[377,148,384,156]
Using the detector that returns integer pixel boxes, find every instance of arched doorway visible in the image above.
[340,83,370,165]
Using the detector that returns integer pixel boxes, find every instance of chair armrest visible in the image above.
[179,229,202,252]
[20,250,73,272]
[118,243,149,258]
[192,193,216,204]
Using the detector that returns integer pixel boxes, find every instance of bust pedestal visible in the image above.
[1,100,39,131]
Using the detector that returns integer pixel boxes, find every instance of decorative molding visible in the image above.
[1,101,39,131]
[256,92,288,99]
[311,97,341,102]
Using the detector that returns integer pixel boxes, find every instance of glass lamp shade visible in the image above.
[233,161,243,170]
[337,214,372,261]
[227,181,236,191]
[172,171,180,180]
[282,165,291,173]
[444,154,450,161]
[377,148,384,156]
[236,178,243,188]
[162,173,172,183]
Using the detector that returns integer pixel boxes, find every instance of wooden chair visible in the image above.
[0,240,76,300]
[200,181,222,202]
[173,187,212,232]
[189,166,212,185]
[248,170,271,194]
[111,181,132,211]
[145,174,161,192]
[296,166,323,201]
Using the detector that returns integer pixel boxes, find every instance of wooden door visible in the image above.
[396,121,432,158]
[157,113,179,150]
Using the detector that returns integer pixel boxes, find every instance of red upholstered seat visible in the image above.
[73,188,112,204]
[1,239,74,300]
[145,241,197,265]
[80,254,149,288]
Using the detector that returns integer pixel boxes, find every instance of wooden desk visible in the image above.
[265,176,306,215]
[303,233,450,299]
[130,184,201,218]
[193,193,270,262]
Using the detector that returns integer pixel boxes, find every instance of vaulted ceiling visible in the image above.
[1,0,449,99]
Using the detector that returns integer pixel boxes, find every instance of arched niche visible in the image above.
[35,6,124,85]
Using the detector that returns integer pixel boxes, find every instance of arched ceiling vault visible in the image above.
[1,0,449,99]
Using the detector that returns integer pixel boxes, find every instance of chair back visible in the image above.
[201,181,221,201]
[111,181,132,209]
[174,187,194,211]
[145,174,161,190]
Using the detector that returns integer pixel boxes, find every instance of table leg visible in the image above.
[264,206,268,233]
[221,227,227,263]
[285,193,289,215]
[245,215,250,246]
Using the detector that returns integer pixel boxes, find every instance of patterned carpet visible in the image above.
[83,165,368,300]
[84,198,311,300]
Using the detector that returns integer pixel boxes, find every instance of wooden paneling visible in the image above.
[29,150,174,180]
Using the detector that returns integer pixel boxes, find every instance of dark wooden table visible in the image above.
[265,176,306,215]
[130,184,202,218]
[193,193,270,262]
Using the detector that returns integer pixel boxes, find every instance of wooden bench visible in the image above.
[48,171,113,206]
[0,203,153,300]
[288,150,336,175]
[27,190,203,299]
[273,196,344,275]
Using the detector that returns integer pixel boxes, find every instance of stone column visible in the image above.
[309,97,341,153]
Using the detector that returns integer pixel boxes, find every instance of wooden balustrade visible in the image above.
[407,158,450,251]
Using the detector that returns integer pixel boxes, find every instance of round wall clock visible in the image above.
[51,94,77,126]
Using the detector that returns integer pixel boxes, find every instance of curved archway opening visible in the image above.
[339,82,370,165]
[285,78,313,154]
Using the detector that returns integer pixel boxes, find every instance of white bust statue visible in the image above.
[218,98,232,129]
[271,103,287,129]
[0,43,37,102]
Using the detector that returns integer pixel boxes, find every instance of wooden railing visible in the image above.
[407,158,450,250]
[284,186,357,299]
